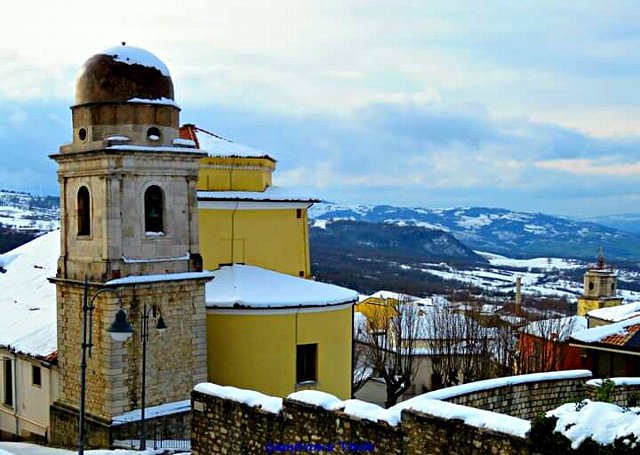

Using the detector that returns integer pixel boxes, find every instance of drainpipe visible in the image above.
[230,202,239,263]
[12,354,18,439]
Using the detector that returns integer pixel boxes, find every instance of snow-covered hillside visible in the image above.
[309,203,640,260]
[0,190,59,232]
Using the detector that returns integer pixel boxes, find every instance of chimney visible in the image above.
[515,276,522,316]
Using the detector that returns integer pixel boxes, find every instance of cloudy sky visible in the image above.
[1,0,640,217]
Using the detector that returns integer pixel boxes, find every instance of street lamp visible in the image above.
[78,278,132,455]
[108,300,168,450]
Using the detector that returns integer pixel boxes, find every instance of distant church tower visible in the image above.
[577,247,622,316]
[49,45,211,447]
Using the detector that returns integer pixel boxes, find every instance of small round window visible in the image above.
[588,282,594,290]
[147,127,161,141]
[78,128,87,141]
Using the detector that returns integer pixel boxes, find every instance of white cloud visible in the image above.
[535,159,640,176]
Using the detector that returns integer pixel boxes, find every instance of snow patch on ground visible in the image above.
[548,400,640,449]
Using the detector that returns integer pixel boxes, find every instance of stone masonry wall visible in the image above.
[191,390,529,455]
[584,381,640,407]
[440,376,589,420]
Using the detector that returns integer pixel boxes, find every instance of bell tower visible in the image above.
[49,45,211,447]
[577,247,623,316]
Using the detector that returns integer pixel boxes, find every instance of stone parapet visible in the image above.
[191,390,529,455]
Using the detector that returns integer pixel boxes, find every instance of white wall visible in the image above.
[0,350,58,439]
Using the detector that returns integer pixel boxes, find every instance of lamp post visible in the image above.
[78,277,133,455]
[108,300,167,451]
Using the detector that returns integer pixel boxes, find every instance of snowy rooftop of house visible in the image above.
[0,230,58,358]
[102,45,171,76]
[180,124,274,159]
[571,315,640,346]
[198,186,319,203]
[588,302,640,323]
[522,315,587,342]
[363,290,420,302]
[205,264,357,309]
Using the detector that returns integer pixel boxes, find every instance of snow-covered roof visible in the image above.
[571,315,640,345]
[205,265,357,310]
[198,186,319,203]
[0,231,58,358]
[102,45,171,76]
[522,315,587,342]
[588,302,640,323]
[181,124,274,159]
[112,399,191,425]
[105,271,216,286]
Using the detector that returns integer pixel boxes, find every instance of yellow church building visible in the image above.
[181,124,356,399]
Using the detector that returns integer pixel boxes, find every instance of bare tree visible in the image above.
[352,312,373,394]
[356,295,424,407]
[517,315,578,373]
[423,303,496,388]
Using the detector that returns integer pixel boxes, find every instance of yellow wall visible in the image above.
[199,208,311,277]
[198,157,275,192]
[577,297,623,316]
[355,297,397,332]
[206,306,353,399]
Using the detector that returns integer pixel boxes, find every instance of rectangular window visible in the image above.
[3,358,13,407]
[296,209,302,219]
[296,344,317,384]
[32,365,41,387]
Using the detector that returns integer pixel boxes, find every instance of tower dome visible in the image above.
[75,44,174,106]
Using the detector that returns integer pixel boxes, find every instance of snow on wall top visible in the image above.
[198,383,530,437]
[194,383,283,414]
[588,302,640,322]
[0,230,59,358]
[102,45,170,76]
[402,370,592,402]
[205,264,357,309]
[587,377,640,387]
[198,186,319,203]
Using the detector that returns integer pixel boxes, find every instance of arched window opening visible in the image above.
[144,185,164,234]
[77,186,91,236]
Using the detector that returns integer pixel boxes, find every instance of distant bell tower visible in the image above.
[49,45,211,447]
[577,246,622,316]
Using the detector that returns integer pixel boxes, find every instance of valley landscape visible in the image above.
[3,189,639,305]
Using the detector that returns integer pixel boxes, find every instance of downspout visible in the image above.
[294,308,301,391]
[230,202,239,263]
[62,177,68,278]
[12,354,18,439]
[302,205,311,277]
[351,302,355,398]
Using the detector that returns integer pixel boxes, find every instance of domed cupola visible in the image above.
[75,44,174,106]
[68,44,181,149]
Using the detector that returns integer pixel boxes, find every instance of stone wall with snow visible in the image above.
[191,371,599,454]
[190,387,530,455]
[417,370,592,420]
